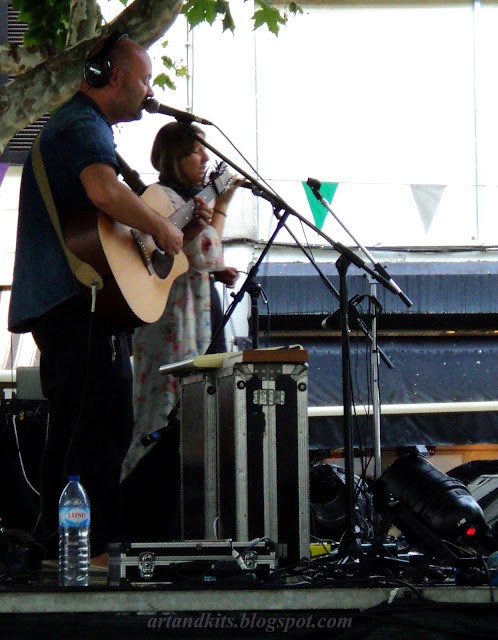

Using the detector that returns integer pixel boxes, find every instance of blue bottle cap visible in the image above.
[68,475,80,482]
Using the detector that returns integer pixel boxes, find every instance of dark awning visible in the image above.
[249,259,498,448]
[256,260,498,329]
[301,336,498,449]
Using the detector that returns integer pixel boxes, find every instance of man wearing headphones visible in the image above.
[8,33,210,566]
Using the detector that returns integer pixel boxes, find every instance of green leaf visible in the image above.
[253,1,287,35]
[11,0,73,49]
[289,2,303,15]
[154,72,177,91]
[182,0,219,28]
[161,55,175,70]
[175,66,189,78]
[215,0,229,12]
[154,51,189,91]
[222,6,236,33]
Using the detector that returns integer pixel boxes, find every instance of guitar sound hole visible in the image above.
[151,250,174,279]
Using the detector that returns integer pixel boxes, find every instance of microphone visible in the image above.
[306,177,322,192]
[144,98,213,125]
[140,401,181,447]
[140,428,167,447]
[321,296,366,329]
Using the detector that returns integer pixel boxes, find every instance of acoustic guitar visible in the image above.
[65,164,233,331]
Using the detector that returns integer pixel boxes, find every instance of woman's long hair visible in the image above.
[151,121,204,187]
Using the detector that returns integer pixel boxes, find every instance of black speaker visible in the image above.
[84,31,128,88]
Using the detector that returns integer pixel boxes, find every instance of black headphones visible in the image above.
[84,31,128,88]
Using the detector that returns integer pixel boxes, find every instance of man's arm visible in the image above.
[80,163,184,257]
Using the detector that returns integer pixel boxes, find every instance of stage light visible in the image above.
[373,453,487,559]
[309,461,372,541]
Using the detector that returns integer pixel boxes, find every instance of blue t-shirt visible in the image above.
[8,92,119,332]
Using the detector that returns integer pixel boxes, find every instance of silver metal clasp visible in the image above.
[138,552,156,579]
[252,389,285,406]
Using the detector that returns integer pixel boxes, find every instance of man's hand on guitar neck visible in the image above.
[153,215,184,256]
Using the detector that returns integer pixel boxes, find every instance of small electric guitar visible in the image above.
[64,164,232,331]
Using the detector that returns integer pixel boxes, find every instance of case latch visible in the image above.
[252,389,285,406]
[138,552,156,579]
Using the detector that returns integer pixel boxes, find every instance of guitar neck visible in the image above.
[169,182,219,231]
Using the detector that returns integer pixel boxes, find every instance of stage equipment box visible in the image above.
[108,539,276,586]
[164,349,310,565]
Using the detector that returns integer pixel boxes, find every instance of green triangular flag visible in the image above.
[302,182,339,230]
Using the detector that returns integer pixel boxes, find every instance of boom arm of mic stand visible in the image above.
[186,129,410,309]
[307,180,413,308]
[186,129,401,364]
[115,151,148,195]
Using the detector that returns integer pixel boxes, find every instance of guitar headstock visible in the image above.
[209,162,233,196]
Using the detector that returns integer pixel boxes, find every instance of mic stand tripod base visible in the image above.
[338,528,363,559]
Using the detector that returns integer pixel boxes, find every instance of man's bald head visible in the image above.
[80,34,154,125]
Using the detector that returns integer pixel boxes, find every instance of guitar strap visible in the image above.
[31,132,104,290]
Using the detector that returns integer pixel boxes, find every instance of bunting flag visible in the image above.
[410,184,446,234]
[0,163,8,190]
[302,181,339,230]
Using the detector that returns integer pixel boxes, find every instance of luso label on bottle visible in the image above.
[59,506,90,528]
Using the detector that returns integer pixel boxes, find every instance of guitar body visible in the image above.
[65,183,189,331]
[65,164,232,331]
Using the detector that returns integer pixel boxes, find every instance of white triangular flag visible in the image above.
[410,185,446,233]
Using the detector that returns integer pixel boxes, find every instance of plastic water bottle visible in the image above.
[58,475,91,587]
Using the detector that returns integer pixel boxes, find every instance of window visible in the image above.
[0,1,49,165]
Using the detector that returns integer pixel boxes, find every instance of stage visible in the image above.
[0,564,497,640]
[2,349,498,639]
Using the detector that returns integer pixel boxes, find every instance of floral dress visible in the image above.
[120,186,224,480]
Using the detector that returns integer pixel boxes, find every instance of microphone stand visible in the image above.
[306,178,413,309]
[305,181,412,553]
[267,207,394,370]
[184,129,406,354]
[249,283,262,349]
[177,126,411,556]
[115,151,148,196]
[207,201,291,354]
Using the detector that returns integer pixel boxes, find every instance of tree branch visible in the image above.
[0,42,59,76]
[66,0,102,47]
[0,0,183,154]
